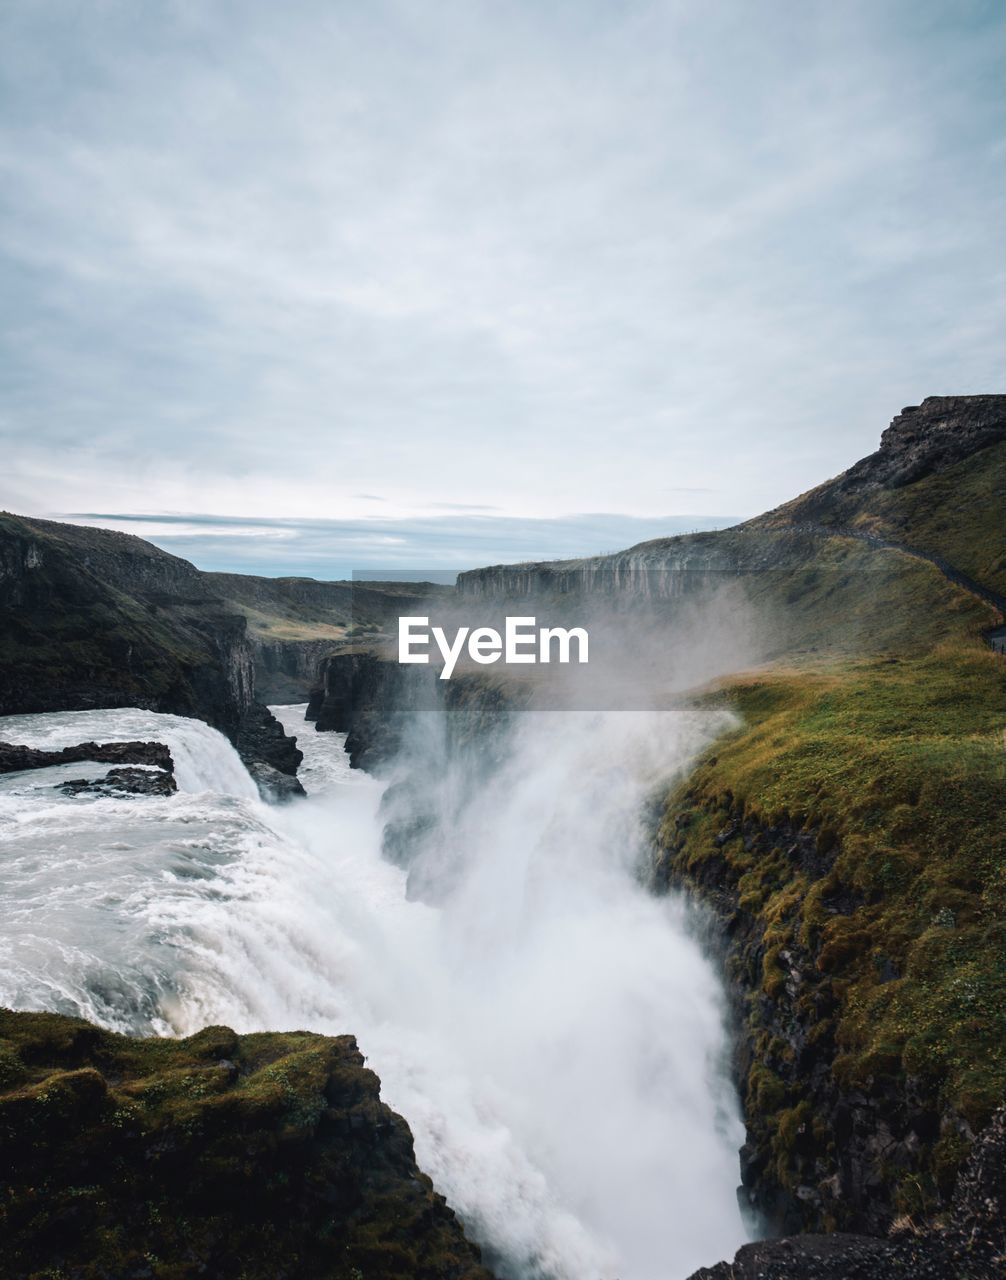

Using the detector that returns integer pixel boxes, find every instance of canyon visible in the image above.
[1,394,1005,1277]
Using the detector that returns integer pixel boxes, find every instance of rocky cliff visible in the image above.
[0,513,253,728]
[0,1008,493,1280]
[457,395,1006,624]
[255,636,348,703]
[0,513,300,788]
[762,394,1006,522]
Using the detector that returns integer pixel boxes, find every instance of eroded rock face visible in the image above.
[0,1009,494,1280]
[0,513,256,733]
[771,394,1006,527]
[235,701,305,784]
[689,1098,1006,1279]
[244,759,306,803]
[652,806,959,1237]
[309,651,436,771]
[863,395,1006,491]
[254,637,344,703]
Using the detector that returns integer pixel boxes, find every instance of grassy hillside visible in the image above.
[760,399,1006,596]
[648,400,1006,1233]
[821,439,1005,596]
[656,642,1006,1220]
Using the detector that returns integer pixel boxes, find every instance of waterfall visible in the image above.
[0,706,257,797]
[0,701,749,1279]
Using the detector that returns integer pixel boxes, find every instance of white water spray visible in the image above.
[0,702,749,1278]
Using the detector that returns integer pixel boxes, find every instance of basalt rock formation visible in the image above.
[0,739,174,775]
[688,1096,1006,1279]
[235,701,305,797]
[307,649,432,770]
[763,394,1006,523]
[0,1008,493,1280]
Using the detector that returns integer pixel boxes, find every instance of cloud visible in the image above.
[59,509,739,578]
[1,1,1005,533]
[424,501,501,512]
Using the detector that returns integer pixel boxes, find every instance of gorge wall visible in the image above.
[0,513,299,786]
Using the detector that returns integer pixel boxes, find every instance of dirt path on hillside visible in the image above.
[785,521,1006,655]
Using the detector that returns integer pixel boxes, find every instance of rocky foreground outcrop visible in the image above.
[0,1009,493,1280]
[56,766,179,797]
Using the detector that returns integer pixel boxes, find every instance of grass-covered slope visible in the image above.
[654,645,1006,1227]
[856,440,1006,595]
[759,395,1006,596]
[0,1009,492,1280]
[650,397,1006,1236]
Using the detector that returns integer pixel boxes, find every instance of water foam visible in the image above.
[0,702,748,1277]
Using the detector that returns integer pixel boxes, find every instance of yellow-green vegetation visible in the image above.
[656,635,1006,1227]
[738,531,996,658]
[0,1009,491,1280]
[850,440,1006,595]
[762,435,1006,598]
[228,599,349,642]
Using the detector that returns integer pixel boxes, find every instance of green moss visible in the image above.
[656,631,1006,1221]
[0,1010,491,1279]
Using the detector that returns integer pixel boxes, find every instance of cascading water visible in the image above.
[0,701,750,1278]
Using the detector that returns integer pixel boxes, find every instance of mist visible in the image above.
[0,589,760,1277]
[169,699,751,1279]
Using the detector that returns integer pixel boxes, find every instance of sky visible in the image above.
[1,1,1004,576]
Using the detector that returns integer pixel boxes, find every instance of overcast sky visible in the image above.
[2,1,1004,575]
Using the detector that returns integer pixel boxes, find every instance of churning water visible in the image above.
[0,702,748,1278]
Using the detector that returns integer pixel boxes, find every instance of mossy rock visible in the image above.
[0,1009,492,1280]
